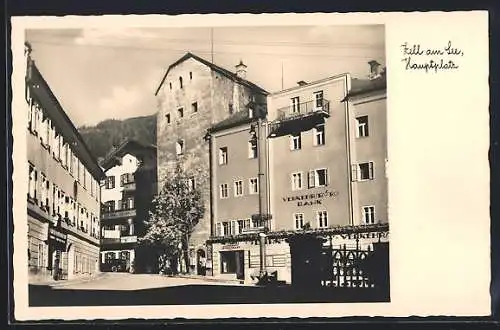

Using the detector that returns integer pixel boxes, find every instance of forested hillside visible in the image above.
[78,114,157,161]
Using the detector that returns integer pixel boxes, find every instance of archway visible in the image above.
[67,243,75,280]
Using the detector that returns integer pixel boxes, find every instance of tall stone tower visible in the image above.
[155,53,268,273]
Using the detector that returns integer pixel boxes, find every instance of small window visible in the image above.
[291,96,300,114]
[169,82,172,90]
[219,147,228,165]
[220,183,228,199]
[178,108,184,118]
[291,172,303,191]
[313,124,325,146]
[179,77,183,89]
[308,168,328,188]
[228,103,234,114]
[249,178,258,194]
[189,72,193,80]
[191,102,198,113]
[356,116,369,138]
[166,113,171,124]
[352,162,374,181]
[248,139,257,159]
[234,180,243,197]
[362,206,376,224]
[105,176,115,189]
[317,210,328,228]
[294,213,304,230]
[290,133,301,150]
[176,140,184,155]
[187,177,196,191]
[313,90,324,109]
[248,108,254,119]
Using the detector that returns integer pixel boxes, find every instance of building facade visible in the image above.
[25,42,106,282]
[155,53,268,274]
[99,140,157,273]
[207,62,389,285]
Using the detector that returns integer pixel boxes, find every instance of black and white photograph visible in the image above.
[10,12,490,320]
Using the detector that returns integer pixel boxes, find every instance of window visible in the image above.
[248,108,254,119]
[290,133,301,150]
[176,140,184,155]
[83,168,87,189]
[187,177,196,191]
[169,82,172,90]
[222,222,230,236]
[28,164,36,200]
[179,76,183,89]
[291,96,300,114]
[352,162,374,181]
[291,172,303,191]
[248,139,257,159]
[191,102,198,113]
[362,206,376,224]
[249,178,258,194]
[237,219,251,233]
[219,147,228,165]
[215,223,222,236]
[356,116,369,138]
[177,107,184,118]
[220,183,229,199]
[189,72,193,80]
[37,243,46,268]
[166,113,171,124]
[294,213,305,230]
[234,180,243,197]
[105,176,115,189]
[313,90,324,109]
[228,103,234,114]
[317,210,328,228]
[120,173,134,186]
[308,168,328,188]
[313,124,325,146]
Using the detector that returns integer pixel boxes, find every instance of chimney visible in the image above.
[368,60,382,79]
[235,60,247,79]
[297,80,307,86]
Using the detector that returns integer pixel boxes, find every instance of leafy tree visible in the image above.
[139,164,204,274]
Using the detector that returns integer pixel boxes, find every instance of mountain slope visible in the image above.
[78,114,157,161]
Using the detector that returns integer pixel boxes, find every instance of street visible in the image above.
[29,272,389,306]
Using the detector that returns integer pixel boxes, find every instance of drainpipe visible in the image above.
[344,74,354,226]
[256,116,267,276]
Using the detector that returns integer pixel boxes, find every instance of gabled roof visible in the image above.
[100,139,156,171]
[155,52,269,96]
[208,102,267,134]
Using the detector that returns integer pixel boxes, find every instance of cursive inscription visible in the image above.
[401,41,463,73]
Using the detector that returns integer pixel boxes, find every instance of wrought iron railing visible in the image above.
[276,99,330,121]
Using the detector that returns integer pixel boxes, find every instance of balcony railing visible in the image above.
[269,100,330,138]
[102,208,136,220]
[276,99,330,121]
[100,235,138,245]
[122,181,136,192]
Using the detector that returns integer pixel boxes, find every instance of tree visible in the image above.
[139,164,205,274]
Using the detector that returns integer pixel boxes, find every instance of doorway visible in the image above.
[196,249,206,276]
[220,250,245,280]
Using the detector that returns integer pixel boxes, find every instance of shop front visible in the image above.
[46,224,68,280]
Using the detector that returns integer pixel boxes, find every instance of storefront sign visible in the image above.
[282,189,339,207]
[48,227,67,245]
[221,244,241,251]
[339,231,389,240]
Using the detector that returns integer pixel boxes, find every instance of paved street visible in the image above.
[29,272,389,306]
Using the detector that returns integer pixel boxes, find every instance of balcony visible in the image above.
[122,181,136,192]
[102,208,136,220]
[100,235,138,245]
[269,99,330,138]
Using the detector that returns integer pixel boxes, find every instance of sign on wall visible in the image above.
[282,189,339,207]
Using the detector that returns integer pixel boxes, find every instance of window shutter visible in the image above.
[351,164,358,182]
[289,136,294,150]
[308,170,315,188]
[325,169,329,186]
[369,162,374,179]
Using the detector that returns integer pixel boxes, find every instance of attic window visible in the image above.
[169,82,172,90]
[189,72,193,80]
[166,113,171,124]
[179,77,183,89]
[229,103,234,114]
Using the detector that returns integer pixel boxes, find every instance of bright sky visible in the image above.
[25,25,385,127]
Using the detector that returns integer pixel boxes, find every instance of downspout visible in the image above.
[344,74,354,226]
[206,130,215,276]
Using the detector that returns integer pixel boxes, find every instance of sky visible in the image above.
[25,25,385,127]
